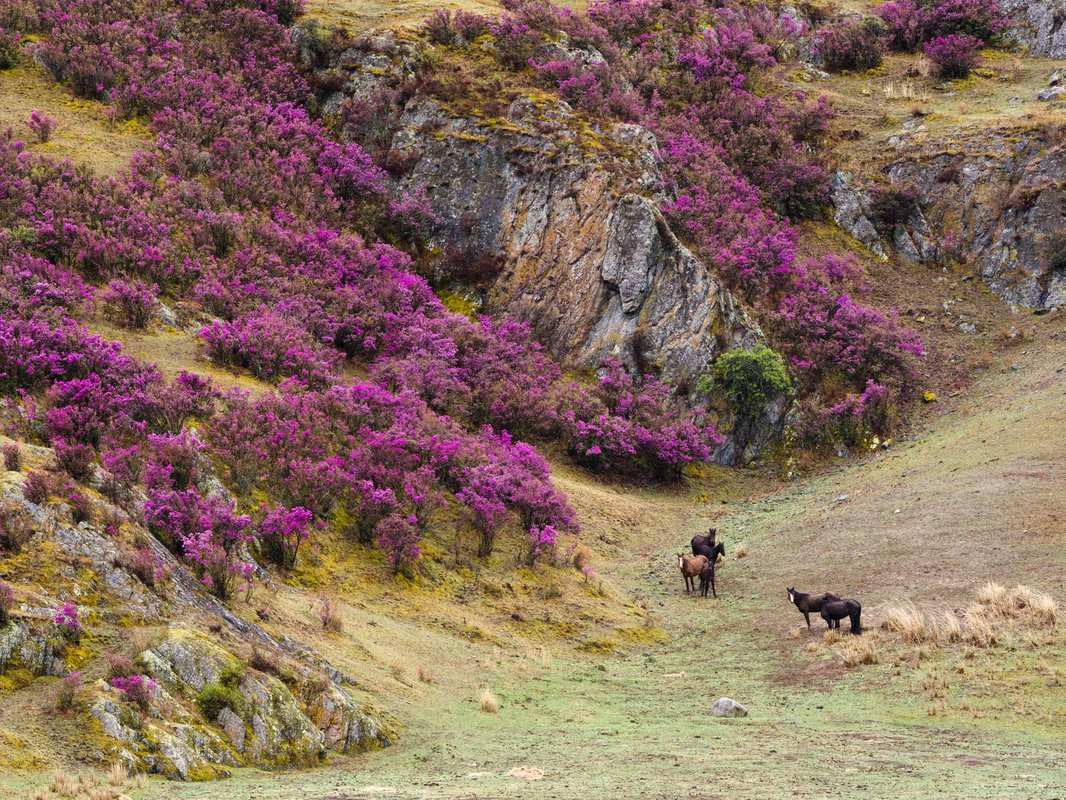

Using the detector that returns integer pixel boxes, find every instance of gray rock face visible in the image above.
[386,95,765,390]
[885,128,1066,309]
[711,697,748,718]
[1004,0,1066,57]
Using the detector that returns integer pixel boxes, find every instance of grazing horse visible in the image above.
[787,588,842,629]
[691,528,725,563]
[698,558,718,598]
[677,553,708,594]
[820,598,862,634]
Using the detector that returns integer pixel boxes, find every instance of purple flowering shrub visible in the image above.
[878,0,1007,51]
[815,18,886,72]
[101,278,157,329]
[924,33,983,78]
[53,599,82,642]
[26,110,57,142]
[109,674,156,711]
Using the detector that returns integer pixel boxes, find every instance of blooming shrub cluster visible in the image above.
[26,110,57,142]
[814,17,886,73]
[923,33,984,78]
[53,599,82,642]
[877,0,1006,52]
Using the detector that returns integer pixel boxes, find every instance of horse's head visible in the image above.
[677,553,684,568]
[708,527,717,543]
[787,587,795,604]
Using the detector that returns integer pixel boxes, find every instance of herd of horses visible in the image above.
[676,528,863,634]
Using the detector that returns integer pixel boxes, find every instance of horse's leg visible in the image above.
[804,611,810,629]
[711,568,716,598]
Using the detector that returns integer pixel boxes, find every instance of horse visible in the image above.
[820,598,862,634]
[787,588,842,629]
[698,558,718,598]
[677,553,708,594]
[691,528,724,563]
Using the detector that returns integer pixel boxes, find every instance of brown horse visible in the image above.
[678,553,708,593]
[698,558,718,598]
[787,588,842,629]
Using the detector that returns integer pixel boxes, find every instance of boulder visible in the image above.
[711,697,748,718]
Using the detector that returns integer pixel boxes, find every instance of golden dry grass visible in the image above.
[478,687,499,713]
[881,601,929,643]
[0,66,148,176]
[840,635,879,667]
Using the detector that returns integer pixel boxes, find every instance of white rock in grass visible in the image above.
[711,697,748,718]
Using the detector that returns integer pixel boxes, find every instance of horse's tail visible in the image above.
[850,602,862,635]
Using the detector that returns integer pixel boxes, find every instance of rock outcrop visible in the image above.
[314,31,766,392]
[0,460,392,781]
[1005,0,1066,57]
[830,125,1066,311]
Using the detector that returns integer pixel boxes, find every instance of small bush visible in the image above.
[101,279,158,329]
[479,687,499,713]
[816,17,886,73]
[0,579,13,627]
[2,443,20,471]
[0,28,21,70]
[924,34,982,79]
[868,182,920,227]
[197,682,244,720]
[704,346,792,424]
[249,646,281,675]
[417,665,436,684]
[109,674,156,711]
[22,470,49,504]
[67,487,92,524]
[54,439,95,480]
[318,596,343,633]
[26,110,57,143]
[0,505,31,552]
[107,654,138,680]
[55,671,83,713]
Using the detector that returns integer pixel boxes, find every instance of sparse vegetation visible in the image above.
[479,687,499,713]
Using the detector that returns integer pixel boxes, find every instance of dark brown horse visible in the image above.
[787,588,842,629]
[677,553,708,593]
[698,558,718,598]
[821,599,862,634]
[691,528,723,561]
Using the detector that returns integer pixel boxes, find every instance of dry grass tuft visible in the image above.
[479,687,499,713]
[977,581,1008,609]
[540,647,552,669]
[805,641,821,653]
[49,769,79,798]
[108,760,129,785]
[734,542,748,559]
[934,612,963,645]
[964,607,999,648]
[840,635,879,667]
[417,665,436,684]
[881,601,928,643]
[823,629,841,645]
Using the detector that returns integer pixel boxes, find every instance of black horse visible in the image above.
[787,588,842,629]
[691,528,724,562]
[821,598,862,634]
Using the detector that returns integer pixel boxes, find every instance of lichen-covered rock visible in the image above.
[1004,0,1066,57]
[884,126,1066,309]
[306,683,394,753]
[0,621,63,677]
[119,626,391,778]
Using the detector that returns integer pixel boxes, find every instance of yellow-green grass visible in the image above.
[302,0,586,32]
[0,65,149,176]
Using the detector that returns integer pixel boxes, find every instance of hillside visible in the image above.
[0,0,1064,798]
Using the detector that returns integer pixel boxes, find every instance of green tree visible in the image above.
[703,346,791,423]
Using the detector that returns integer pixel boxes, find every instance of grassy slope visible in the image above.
[304,0,586,32]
